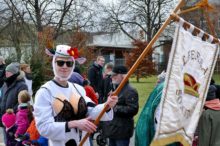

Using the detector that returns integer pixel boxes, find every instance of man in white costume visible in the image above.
[34,45,118,146]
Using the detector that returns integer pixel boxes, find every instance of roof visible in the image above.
[87,32,134,49]
[87,44,134,49]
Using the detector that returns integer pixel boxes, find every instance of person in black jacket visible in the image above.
[0,56,6,88]
[102,62,114,103]
[102,65,139,146]
[88,56,105,103]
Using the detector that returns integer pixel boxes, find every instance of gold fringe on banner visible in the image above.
[150,133,190,146]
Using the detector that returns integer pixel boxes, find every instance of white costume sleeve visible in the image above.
[73,84,114,121]
[88,103,113,121]
[34,88,66,141]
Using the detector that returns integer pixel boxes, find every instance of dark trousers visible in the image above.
[109,138,130,146]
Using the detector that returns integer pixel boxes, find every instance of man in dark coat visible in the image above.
[0,62,28,144]
[102,62,114,103]
[102,65,139,146]
[88,56,105,103]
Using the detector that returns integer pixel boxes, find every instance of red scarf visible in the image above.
[205,99,220,110]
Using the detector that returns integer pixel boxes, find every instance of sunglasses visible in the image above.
[56,60,74,67]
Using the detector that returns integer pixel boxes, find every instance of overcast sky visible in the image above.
[100,0,119,6]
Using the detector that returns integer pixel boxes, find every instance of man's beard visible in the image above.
[112,83,119,91]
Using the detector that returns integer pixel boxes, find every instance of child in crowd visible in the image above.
[82,79,99,146]
[83,79,98,104]
[15,90,33,138]
[20,63,33,104]
[22,118,48,146]
[2,109,17,146]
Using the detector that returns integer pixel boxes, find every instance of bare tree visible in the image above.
[0,0,31,61]
[95,0,173,79]
[21,0,98,91]
[0,0,98,53]
[0,0,98,91]
[98,0,174,42]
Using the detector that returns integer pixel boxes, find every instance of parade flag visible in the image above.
[151,22,219,146]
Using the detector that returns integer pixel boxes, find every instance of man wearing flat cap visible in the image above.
[103,65,139,146]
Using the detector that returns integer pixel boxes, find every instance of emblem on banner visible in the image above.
[184,73,200,97]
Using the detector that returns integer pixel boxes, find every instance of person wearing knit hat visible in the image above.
[4,62,20,86]
[2,109,17,146]
[198,85,220,146]
[34,45,118,146]
[2,109,16,130]
[6,62,19,74]
[0,62,28,145]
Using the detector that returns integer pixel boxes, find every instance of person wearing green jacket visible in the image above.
[135,71,180,146]
[198,85,220,146]
[135,81,164,146]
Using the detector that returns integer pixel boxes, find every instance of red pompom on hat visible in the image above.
[2,109,16,129]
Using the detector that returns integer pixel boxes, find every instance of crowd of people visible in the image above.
[0,44,138,146]
[0,61,48,146]
[0,43,219,146]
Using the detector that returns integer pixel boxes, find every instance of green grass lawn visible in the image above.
[130,73,220,124]
[213,74,220,83]
[130,76,157,124]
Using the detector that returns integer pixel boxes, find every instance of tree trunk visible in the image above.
[15,45,22,62]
